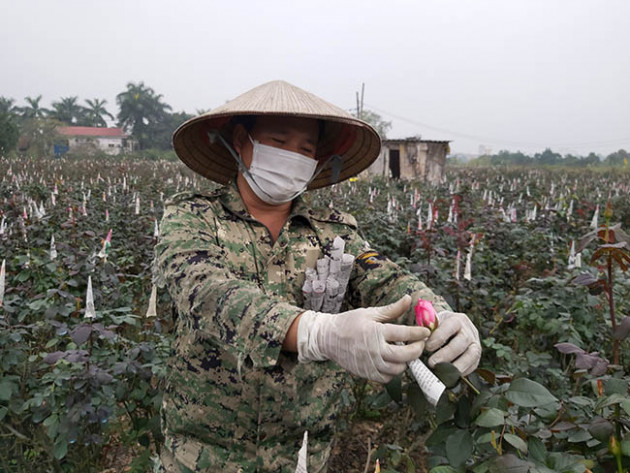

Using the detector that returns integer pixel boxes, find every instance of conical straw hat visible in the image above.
[173,80,381,189]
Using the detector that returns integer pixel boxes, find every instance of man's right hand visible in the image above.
[297,295,431,383]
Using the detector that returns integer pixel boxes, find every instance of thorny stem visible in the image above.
[607,256,619,365]
[547,401,566,430]
[489,298,519,336]
[615,404,622,448]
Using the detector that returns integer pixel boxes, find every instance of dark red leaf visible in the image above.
[555,342,585,355]
[613,316,630,340]
[70,325,92,345]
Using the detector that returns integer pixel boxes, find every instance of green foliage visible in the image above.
[83,98,115,128]
[354,109,392,139]
[48,97,85,126]
[17,118,64,156]
[465,148,629,168]
[311,167,630,472]
[0,112,19,153]
[0,157,213,471]
[2,159,630,472]
[116,82,174,150]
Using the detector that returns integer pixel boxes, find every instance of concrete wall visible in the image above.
[68,136,124,155]
[363,139,449,184]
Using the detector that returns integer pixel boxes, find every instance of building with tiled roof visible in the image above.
[57,127,135,155]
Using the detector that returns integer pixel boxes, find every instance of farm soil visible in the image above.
[330,416,429,472]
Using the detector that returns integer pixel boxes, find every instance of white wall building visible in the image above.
[57,127,134,155]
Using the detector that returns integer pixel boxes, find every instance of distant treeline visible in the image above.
[450,148,629,168]
[0,82,195,155]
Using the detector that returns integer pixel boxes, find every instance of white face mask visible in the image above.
[241,135,318,205]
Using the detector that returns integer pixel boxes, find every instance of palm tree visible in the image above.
[17,95,49,120]
[49,96,86,125]
[0,97,18,116]
[116,82,172,149]
[83,98,114,127]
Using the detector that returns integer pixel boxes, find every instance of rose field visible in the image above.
[1,155,629,473]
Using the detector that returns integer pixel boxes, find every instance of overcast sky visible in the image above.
[2,0,629,156]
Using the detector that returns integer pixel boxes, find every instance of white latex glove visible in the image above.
[297,295,431,383]
[425,310,481,376]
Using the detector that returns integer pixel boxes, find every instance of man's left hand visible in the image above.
[425,311,481,376]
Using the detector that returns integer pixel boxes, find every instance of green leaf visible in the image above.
[605,378,628,395]
[476,432,494,444]
[385,373,402,403]
[504,433,527,453]
[53,436,68,460]
[407,382,429,418]
[567,429,591,443]
[621,399,630,416]
[587,417,613,442]
[455,395,471,429]
[595,393,627,410]
[475,408,506,427]
[568,396,593,407]
[43,414,58,427]
[528,466,556,473]
[0,380,16,402]
[490,453,531,473]
[445,430,473,467]
[434,362,461,388]
[527,437,546,463]
[429,467,459,473]
[621,438,630,458]
[435,395,457,424]
[505,378,557,407]
[426,425,458,447]
[0,406,8,422]
[545,452,595,471]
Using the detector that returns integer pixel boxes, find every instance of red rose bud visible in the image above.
[415,298,438,331]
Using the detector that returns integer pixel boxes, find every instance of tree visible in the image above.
[116,82,172,149]
[17,118,62,156]
[83,98,114,127]
[0,112,19,153]
[603,149,628,167]
[150,110,194,150]
[17,95,49,120]
[353,109,392,139]
[0,97,18,116]
[492,150,532,165]
[563,154,582,167]
[583,152,601,166]
[49,96,86,125]
[534,148,562,165]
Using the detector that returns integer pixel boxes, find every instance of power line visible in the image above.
[365,102,630,150]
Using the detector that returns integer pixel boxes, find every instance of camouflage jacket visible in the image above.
[154,182,451,473]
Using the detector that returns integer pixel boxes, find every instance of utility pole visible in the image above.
[355,83,365,119]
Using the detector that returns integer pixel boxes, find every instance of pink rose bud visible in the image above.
[415,298,438,331]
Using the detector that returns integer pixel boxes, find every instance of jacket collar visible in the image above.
[218,180,356,228]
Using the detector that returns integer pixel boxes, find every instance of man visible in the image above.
[154,80,481,472]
